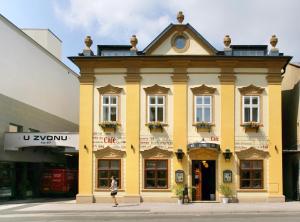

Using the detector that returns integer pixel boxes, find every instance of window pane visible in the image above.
[146,170,155,179]
[157,97,164,104]
[252,108,258,122]
[252,97,258,105]
[157,170,167,179]
[99,160,109,169]
[252,170,262,179]
[103,96,109,104]
[99,179,108,188]
[252,180,262,188]
[146,179,155,188]
[149,107,156,122]
[196,96,202,104]
[156,161,167,169]
[157,180,167,188]
[241,170,250,179]
[204,108,211,122]
[110,107,117,121]
[252,161,262,169]
[241,180,250,188]
[244,97,250,105]
[110,160,120,169]
[204,96,211,105]
[196,108,202,122]
[146,161,156,169]
[157,107,164,122]
[241,161,250,169]
[99,170,108,178]
[149,97,156,104]
[110,170,119,179]
[110,96,117,104]
[103,106,109,121]
[175,36,186,49]
[244,108,250,122]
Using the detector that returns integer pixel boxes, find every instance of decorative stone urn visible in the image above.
[270,34,278,48]
[224,35,231,48]
[177,11,184,24]
[130,35,138,51]
[84,36,93,50]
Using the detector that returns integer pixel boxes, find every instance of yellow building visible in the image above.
[70,12,291,203]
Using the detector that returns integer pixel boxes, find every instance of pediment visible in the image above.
[236,147,269,159]
[238,84,264,95]
[191,84,216,95]
[97,84,123,94]
[143,24,217,56]
[94,146,126,158]
[144,84,170,94]
[140,146,173,158]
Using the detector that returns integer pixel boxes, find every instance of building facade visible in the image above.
[0,14,79,199]
[71,12,291,203]
[282,63,300,200]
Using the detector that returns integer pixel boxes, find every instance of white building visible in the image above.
[0,14,79,199]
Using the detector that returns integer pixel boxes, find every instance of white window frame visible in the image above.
[148,95,165,123]
[194,95,212,123]
[242,95,260,123]
[101,95,118,122]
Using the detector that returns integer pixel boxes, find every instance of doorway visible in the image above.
[192,160,216,201]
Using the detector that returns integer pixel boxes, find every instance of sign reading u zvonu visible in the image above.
[4,133,79,151]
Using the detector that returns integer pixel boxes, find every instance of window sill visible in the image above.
[237,189,266,192]
[241,123,263,133]
[94,189,125,192]
[99,122,121,132]
[145,122,168,132]
[142,189,171,192]
[193,123,214,132]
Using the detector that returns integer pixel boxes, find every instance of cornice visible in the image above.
[79,74,95,84]
[124,67,141,83]
[266,74,283,84]
[191,84,216,95]
[97,84,123,94]
[238,84,264,95]
[144,84,170,94]
[218,74,236,84]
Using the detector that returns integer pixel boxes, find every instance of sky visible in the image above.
[0,0,299,72]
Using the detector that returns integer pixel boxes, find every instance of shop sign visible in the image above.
[4,133,78,151]
[93,132,126,150]
[223,170,232,183]
[140,135,173,150]
[175,170,184,183]
[235,136,269,150]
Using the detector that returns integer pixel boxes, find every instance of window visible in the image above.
[101,95,118,122]
[97,159,121,189]
[195,96,212,123]
[242,96,260,123]
[8,123,23,132]
[148,96,165,123]
[240,160,263,189]
[144,160,168,189]
[174,35,186,49]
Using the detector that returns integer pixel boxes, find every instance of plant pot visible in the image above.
[177,199,183,205]
[222,197,229,204]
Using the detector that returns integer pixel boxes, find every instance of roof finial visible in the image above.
[82,35,94,56]
[270,34,278,49]
[130,35,138,51]
[223,35,231,48]
[177,11,184,24]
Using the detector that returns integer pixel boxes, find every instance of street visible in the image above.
[1,200,300,222]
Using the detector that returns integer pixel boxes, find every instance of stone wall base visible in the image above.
[76,194,94,203]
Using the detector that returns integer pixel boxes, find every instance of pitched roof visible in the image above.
[142,23,218,55]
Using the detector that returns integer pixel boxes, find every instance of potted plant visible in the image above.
[99,121,119,131]
[243,121,260,132]
[194,122,213,132]
[219,183,233,203]
[173,184,184,204]
[147,122,164,132]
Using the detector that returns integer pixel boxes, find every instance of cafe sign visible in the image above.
[93,132,126,150]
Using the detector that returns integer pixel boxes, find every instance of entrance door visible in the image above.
[192,160,216,201]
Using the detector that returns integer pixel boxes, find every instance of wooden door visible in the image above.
[195,168,202,201]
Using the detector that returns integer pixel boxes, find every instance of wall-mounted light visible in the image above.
[175,148,185,160]
[223,148,232,161]
[84,145,88,150]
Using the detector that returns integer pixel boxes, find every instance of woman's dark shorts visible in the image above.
[111,191,117,196]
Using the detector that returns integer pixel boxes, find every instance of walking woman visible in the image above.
[110,176,118,207]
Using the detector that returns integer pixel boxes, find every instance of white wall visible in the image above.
[22,29,62,60]
[0,16,79,124]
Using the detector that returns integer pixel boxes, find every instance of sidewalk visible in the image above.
[2,199,300,214]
